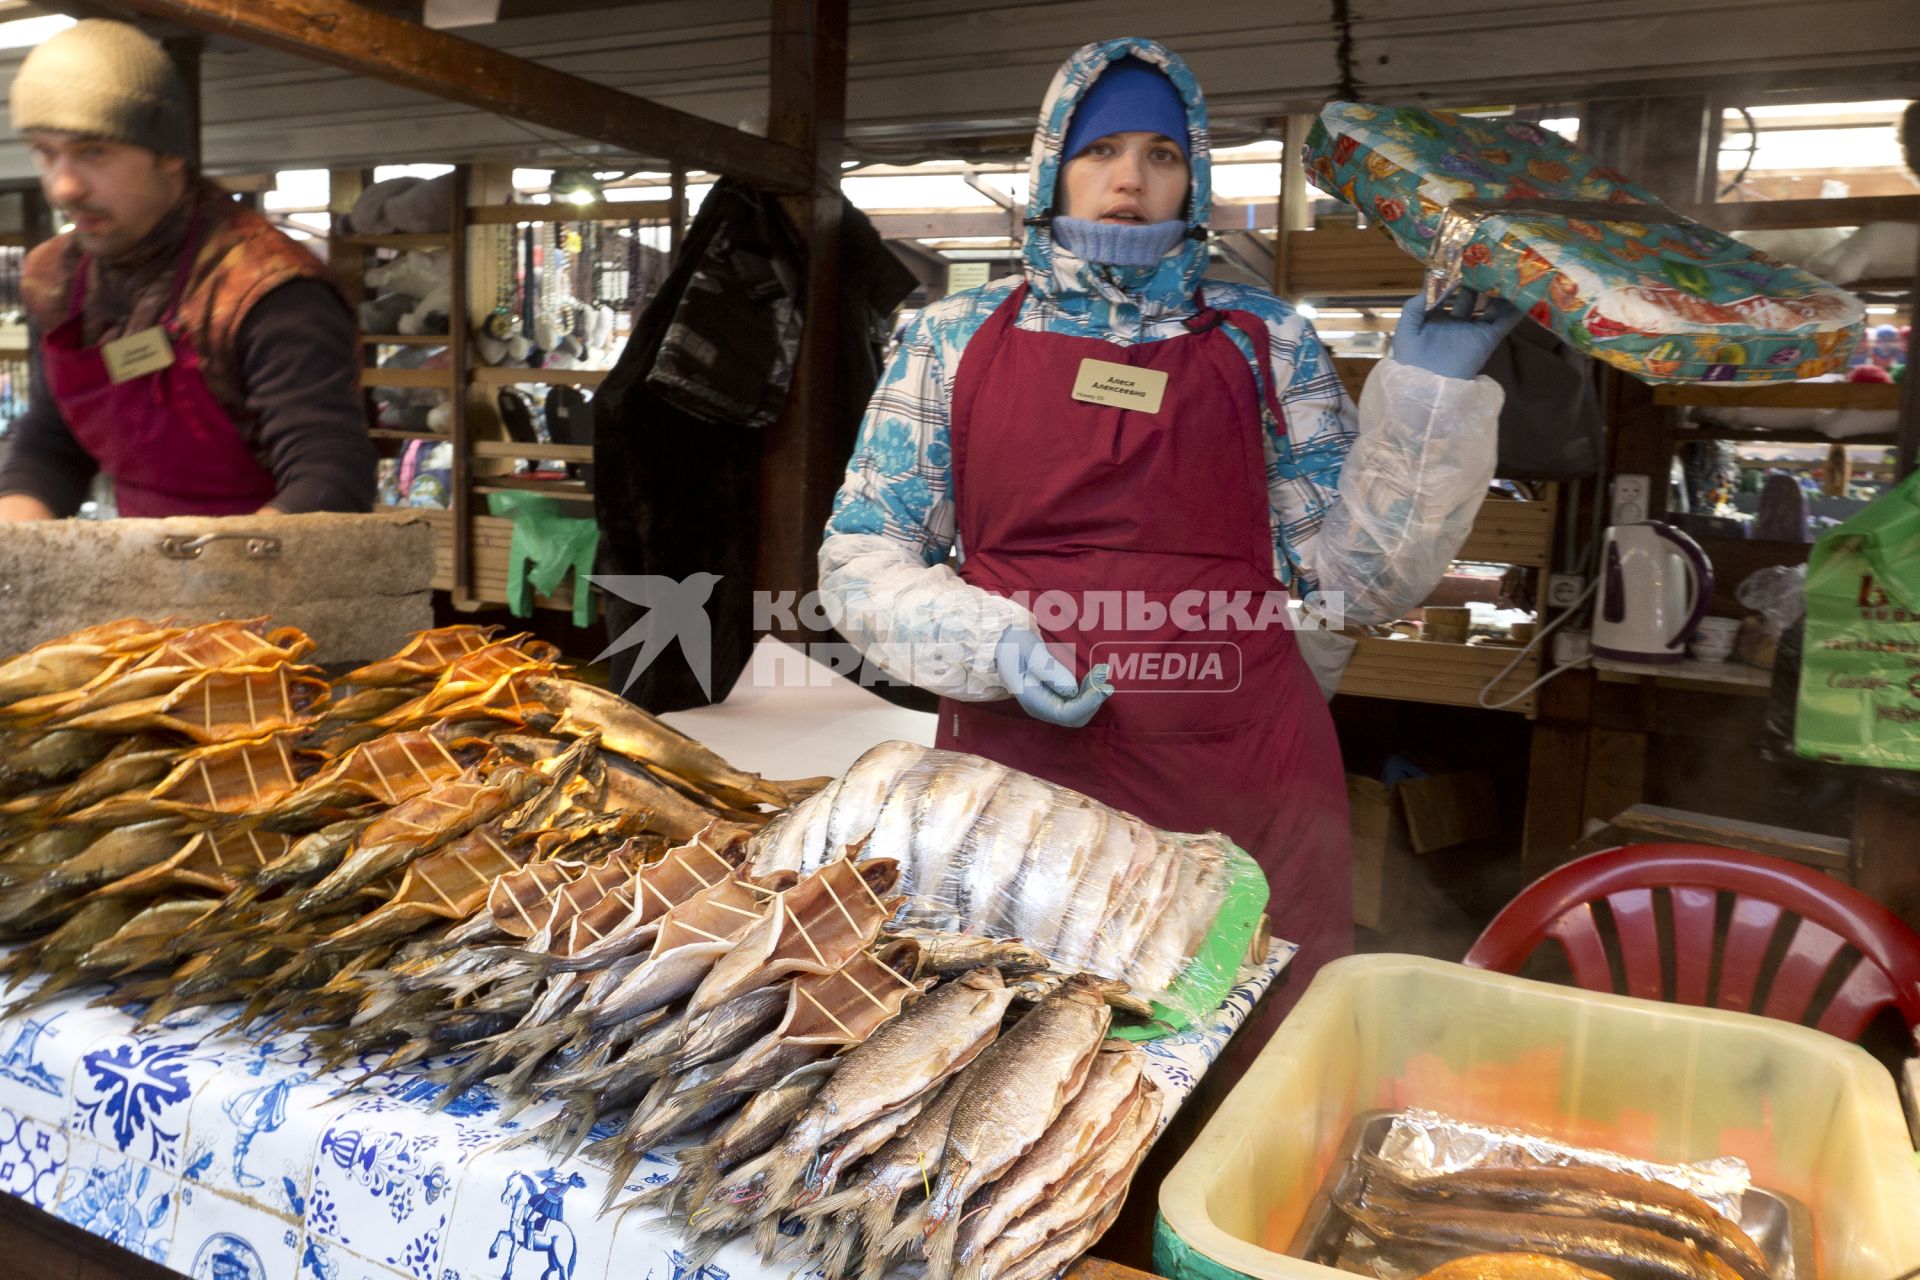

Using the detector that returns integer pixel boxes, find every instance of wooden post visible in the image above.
[758,0,848,638]
[669,166,687,258]
[447,165,478,610]
[115,0,812,191]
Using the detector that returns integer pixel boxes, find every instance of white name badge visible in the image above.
[1070,358,1167,415]
[101,326,175,384]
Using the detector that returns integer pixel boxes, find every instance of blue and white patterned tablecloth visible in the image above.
[0,942,1291,1280]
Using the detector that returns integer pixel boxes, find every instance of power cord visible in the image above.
[1476,574,1601,710]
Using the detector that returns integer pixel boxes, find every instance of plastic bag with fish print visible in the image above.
[744,740,1270,1038]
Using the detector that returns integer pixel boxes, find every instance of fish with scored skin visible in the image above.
[916,973,1112,1280]
[295,754,552,912]
[754,967,1015,1215]
[1342,1200,1749,1280]
[953,1040,1144,1276]
[971,1079,1162,1280]
[1357,1159,1770,1280]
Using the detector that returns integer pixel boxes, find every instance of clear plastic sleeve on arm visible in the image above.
[1308,357,1504,625]
[818,532,1037,701]
[748,739,1270,1036]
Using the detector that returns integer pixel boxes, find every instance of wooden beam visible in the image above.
[756,0,848,637]
[113,0,814,192]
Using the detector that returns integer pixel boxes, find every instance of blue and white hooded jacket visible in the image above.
[819,37,1505,700]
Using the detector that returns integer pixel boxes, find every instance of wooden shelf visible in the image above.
[361,368,455,390]
[362,333,449,346]
[471,366,609,387]
[369,429,448,442]
[1684,194,1920,232]
[1654,382,1901,410]
[469,200,672,225]
[1457,497,1556,569]
[1673,426,1896,446]
[1593,655,1772,697]
[1338,635,1543,715]
[335,232,454,249]
[472,440,593,462]
[473,478,592,497]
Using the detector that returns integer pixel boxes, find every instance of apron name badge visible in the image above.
[101,326,175,384]
[1071,358,1167,414]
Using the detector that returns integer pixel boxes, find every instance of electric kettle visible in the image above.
[1593,521,1713,664]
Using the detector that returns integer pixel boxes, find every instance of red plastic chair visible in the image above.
[1465,843,1920,1041]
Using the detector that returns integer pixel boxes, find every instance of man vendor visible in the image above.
[0,19,374,520]
[819,38,1518,1017]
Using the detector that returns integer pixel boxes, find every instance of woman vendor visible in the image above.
[818,38,1518,1017]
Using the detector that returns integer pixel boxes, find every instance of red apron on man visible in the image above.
[38,203,280,518]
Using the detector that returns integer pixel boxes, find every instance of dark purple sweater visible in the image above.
[0,276,375,516]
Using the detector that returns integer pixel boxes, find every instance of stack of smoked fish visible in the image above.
[0,619,826,1028]
[1346,1161,1774,1280]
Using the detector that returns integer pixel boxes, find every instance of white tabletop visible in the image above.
[659,636,937,781]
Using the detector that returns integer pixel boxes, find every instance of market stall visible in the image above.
[0,615,1292,1280]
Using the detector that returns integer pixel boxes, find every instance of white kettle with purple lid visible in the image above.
[1593,521,1714,664]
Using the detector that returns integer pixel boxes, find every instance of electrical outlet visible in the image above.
[1610,473,1651,525]
[1545,574,1585,609]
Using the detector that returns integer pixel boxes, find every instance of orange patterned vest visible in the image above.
[23,184,335,434]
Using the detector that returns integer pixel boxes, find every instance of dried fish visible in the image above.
[529,676,831,810]
[915,973,1111,1280]
[971,1080,1161,1280]
[337,625,504,687]
[687,856,901,1017]
[1357,1160,1769,1280]
[953,1040,1145,1278]
[0,729,115,798]
[0,618,178,706]
[758,967,1014,1213]
[58,665,330,742]
[1341,1200,1747,1280]
[294,753,552,912]
[889,926,1052,980]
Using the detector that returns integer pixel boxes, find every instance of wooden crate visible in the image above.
[1338,634,1541,714]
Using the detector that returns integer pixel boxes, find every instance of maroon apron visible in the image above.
[39,215,279,518]
[936,283,1352,1040]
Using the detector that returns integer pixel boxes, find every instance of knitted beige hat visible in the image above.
[10,19,193,157]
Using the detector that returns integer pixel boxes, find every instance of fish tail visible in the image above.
[751,1211,788,1261]
[753,1131,812,1223]
[596,1145,644,1216]
[815,1211,862,1280]
[922,1205,963,1280]
[878,1199,928,1261]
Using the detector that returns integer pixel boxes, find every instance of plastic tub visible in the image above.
[1156,954,1920,1280]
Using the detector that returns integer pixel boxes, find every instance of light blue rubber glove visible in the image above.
[1393,289,1524,380]
[995,626,1113,728]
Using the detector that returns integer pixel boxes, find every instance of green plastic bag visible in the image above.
[1796,470,1920,770]
[1110,838,1270,1042]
